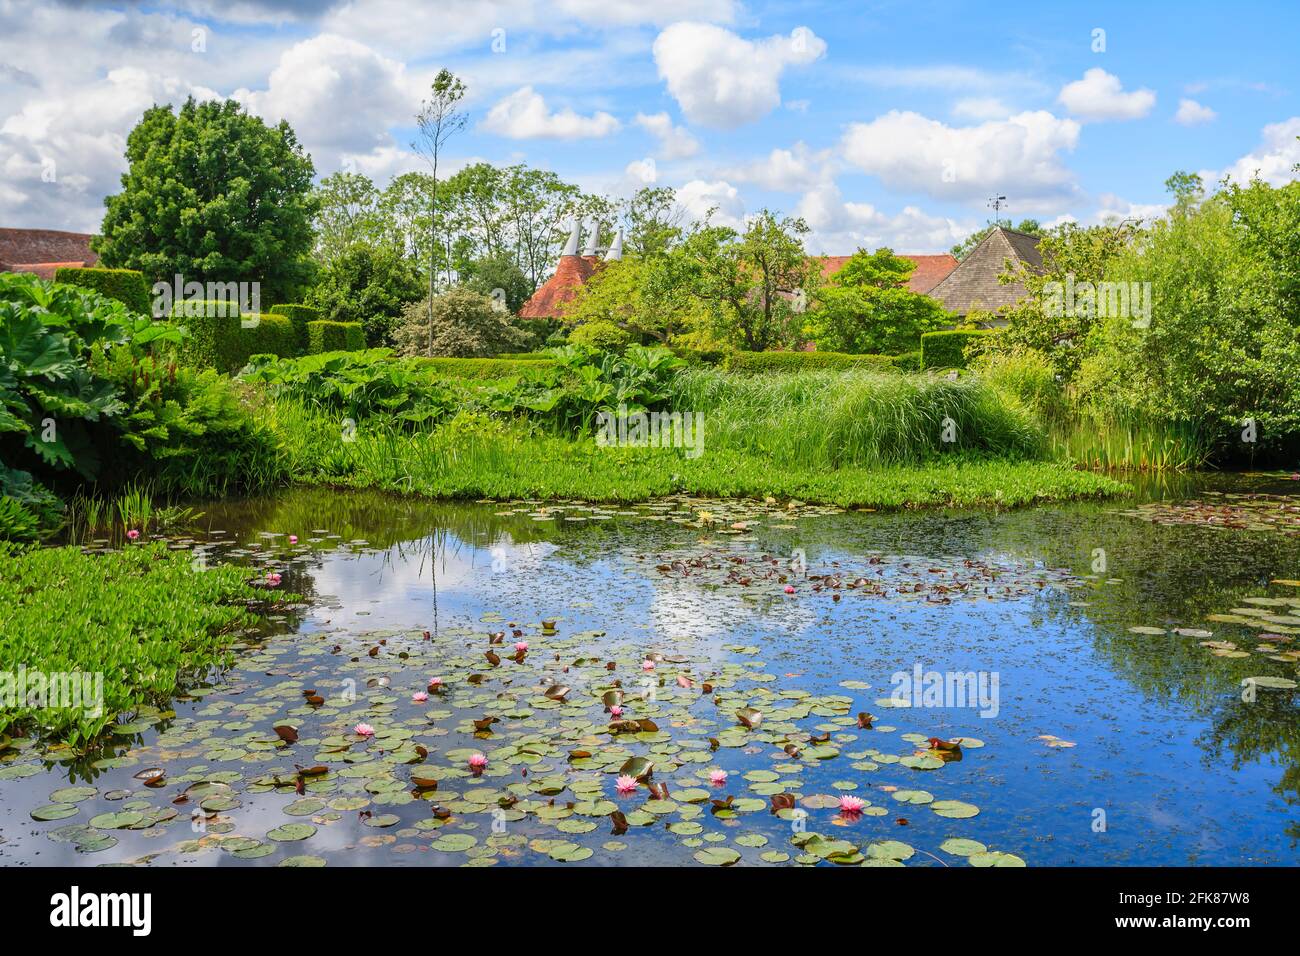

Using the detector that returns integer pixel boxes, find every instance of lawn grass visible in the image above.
[0,543,284,744]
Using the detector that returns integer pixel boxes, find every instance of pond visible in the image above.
[3,475,1299,867]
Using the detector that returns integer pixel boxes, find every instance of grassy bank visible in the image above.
[0,543,285,744]
[265,400,1127,508]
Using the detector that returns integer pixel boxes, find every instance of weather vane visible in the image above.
[988,195,1008,228]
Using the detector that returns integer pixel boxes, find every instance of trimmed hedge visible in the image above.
[243,314,297,359]
[493,352,556,361]
[722,350,898,373]
[920,330,991,370]
[416,357,559,379]
[175,302,296,371]
[270,303,322,351]
[54,267,151,315]
[306,320,366,354]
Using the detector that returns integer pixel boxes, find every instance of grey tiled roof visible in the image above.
[928,227,1043,317]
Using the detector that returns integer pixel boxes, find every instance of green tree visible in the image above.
[304,243,424,347]
[312,171,386,263]
[806,248,952,354]
[95,98,317,304]
[460,253,532,314]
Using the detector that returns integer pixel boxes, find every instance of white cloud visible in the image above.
[1057,68,1155,121]
[555,0,738,26]
[839,110,1081,206]
[721,142,830,192]
[0,67,220,231]
[676,178,745,228]
[1094,192,1167,224]
[624,158,659,185]
[952,97,1013,121]
[481,86,620,139]
[652,23,826,129]
[1174,98,1216,126]
[1209,117,1300,187]
[634,112,699,159]
[236,34,417,165]
[796,180,975,254]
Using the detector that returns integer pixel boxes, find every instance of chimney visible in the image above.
[561,219,580,257]
[606,228,624,262]
[581,220,600,258]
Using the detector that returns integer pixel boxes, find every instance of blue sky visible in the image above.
[1,0,1297,253]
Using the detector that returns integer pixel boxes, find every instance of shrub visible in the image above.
[174,300,245,372]
[722,350,897,373]
[269,303,322,351]
[891,350,922,372]
[417,357,559,379]
[53,267,151,315]
[567,320,632,351]
[242,314,297,359]
[307,320,366,354]
[393,287,531,358]
[921,330,991,369]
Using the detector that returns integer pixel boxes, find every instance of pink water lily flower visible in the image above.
[468,752,488,774]
[354,722,375,737]
[709,769,728,786]
[514,641,528,652]
[641,659,655,671]
[784,585,795,594]
[838,794,865,814]
[126,529,140,541]
[615,774,638,795]
[288,535,298,544]
[265,571,282,587]
[412,691,429,703]
[428,677,443,688]
[609,705,624,718]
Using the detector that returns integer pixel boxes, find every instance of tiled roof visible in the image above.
[0,228,98,272]
[5,262,88,281]
[518,254,599,318]
[927,228,1043,316]
[817,253,958,294]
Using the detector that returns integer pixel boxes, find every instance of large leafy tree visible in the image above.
[806,248,952,354]
[95,98,317,305]
[304,243,425,348]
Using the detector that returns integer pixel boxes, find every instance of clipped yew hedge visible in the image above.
[306,320,365,354]
[54,267,151,315]
[920,330,991,370]
[269,303,322,351]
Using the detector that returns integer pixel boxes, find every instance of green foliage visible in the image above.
[242,314,297,359]
[722,350,897,372]
[393,287,530,358]
[303,243,423,347]
[95,350,288,497]
[1074,177,1300,459]
[95,97,317,304]
[174,302,244,372]
[459,252,533,314]
[306,320,366,354]
[806,249,953,354]
[567,320,632,351]
[921,330,991,369]
[417,356,559,378]
[52,268,151,315]
[269,303,322,351]
[0,542,284,743]
[0,272,181,487]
